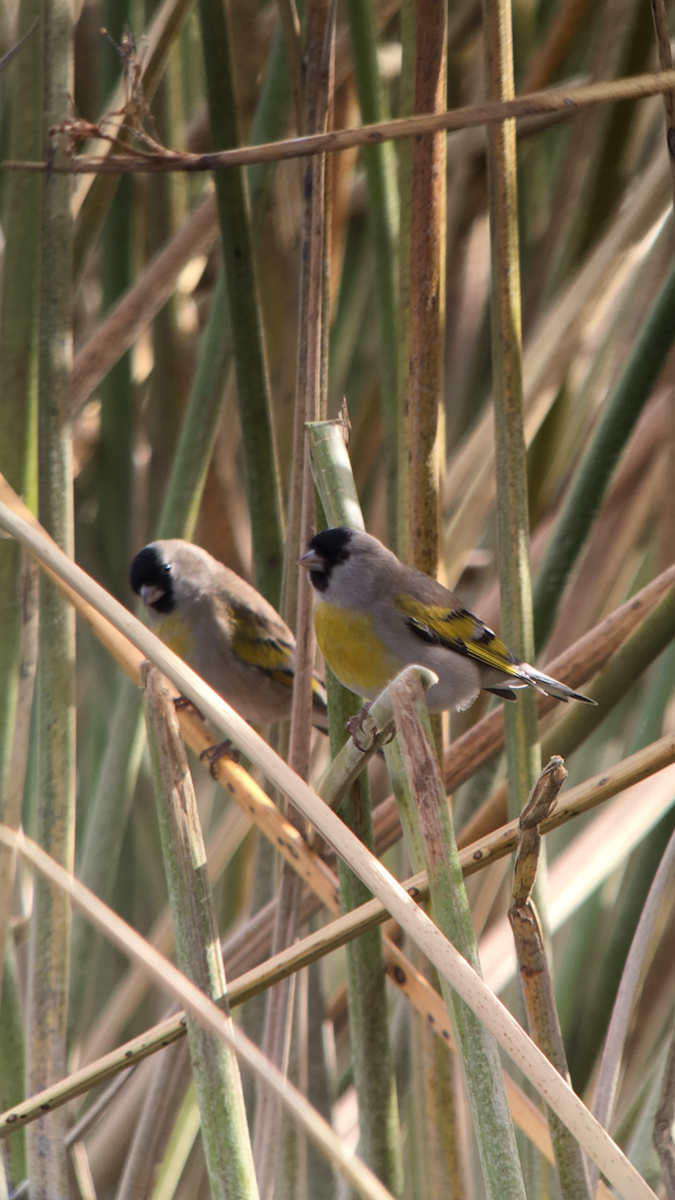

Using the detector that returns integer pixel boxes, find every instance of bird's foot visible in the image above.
[174,695,204,722]
[199,740,240,778]
[346,703,377,752]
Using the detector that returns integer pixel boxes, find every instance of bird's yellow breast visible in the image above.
[154,611,195,661]
[314,602,400,694]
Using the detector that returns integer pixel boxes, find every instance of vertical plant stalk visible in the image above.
[255,9,335,1193]
[509,758,592,1200]
[282,0,334,626]
[277,0,304,131]
[307,420,404,1193]
[407,0,446,577]
[0,553,37,1188]
[197,0,283,607]
[94,0,133,602]
[0,940,27,1188]
[344,0,400,547]
[96,180,134,601]
[385,711,467,1197]
[142,664,259,1200]
[0,0,40,1019]
[27,0,75,1192]
[389,668,527,1200]
[0,556,38,1000]
[288,0,334,778]
[396,0,415,561]
[482,0,540,818]
[329,680,404,1197]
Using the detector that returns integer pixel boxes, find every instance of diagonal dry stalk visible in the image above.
[9,70,675,175]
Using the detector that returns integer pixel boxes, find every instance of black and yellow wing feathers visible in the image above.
[395,595,522,677]
[227,598,327,706]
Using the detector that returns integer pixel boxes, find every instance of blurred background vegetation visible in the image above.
[2,0,675,1193]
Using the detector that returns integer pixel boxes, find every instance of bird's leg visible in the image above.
[199,740,240,778]
[345,703,375,751]
[346,702,397,753]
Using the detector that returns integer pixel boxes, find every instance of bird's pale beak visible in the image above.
[140,584,166,606]
[299,549,321,568]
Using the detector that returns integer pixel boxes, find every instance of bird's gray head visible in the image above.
[299,527,354,593]
[300,527,395,604]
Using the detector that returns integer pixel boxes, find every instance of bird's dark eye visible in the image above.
[163,562,171,573]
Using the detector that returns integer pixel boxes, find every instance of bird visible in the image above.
[130,539,328,728]
[299,527,595,714]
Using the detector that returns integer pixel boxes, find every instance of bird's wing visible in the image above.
[218,597,297,690]
[394,594,525,679]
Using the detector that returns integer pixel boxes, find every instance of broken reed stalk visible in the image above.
[390,668,526,1200]
[307,416,404,1193]
[141,664,258,1200]
[26,0,75,1190]
[509,757,592,1200]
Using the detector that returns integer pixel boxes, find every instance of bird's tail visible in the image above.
[519,665,596,705]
